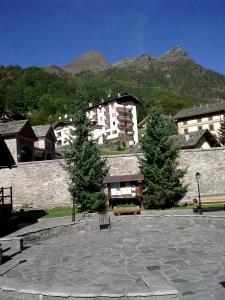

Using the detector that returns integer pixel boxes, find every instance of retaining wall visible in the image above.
[0,148,225,208]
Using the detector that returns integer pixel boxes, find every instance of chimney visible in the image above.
[89,103,93,108]
[185,134,190,141]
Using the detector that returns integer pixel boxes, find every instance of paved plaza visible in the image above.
[1,213,225,299]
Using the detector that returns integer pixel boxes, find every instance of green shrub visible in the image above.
[80,192,107,212]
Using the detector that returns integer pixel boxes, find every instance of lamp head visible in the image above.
[195,172,201,180]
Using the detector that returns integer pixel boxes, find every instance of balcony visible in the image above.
[104,110,109,116]
[117,107,133,114]
[117,115,133,122]
[118,123,133,130]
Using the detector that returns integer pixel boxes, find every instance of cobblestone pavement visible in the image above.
[1,213,225,299]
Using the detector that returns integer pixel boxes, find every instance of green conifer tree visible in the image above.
[65,91,108,212]
[139,110,187,209]
[218,114,225,146]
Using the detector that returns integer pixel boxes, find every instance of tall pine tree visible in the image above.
[65,91,108,212]
[218,114,225,146]
[139,110,187,209]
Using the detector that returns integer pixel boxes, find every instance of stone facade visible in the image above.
[0,148,225,209]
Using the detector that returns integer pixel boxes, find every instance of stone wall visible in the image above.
[0,147,225,208]
[179,147,225,203]
[0,159,71,209]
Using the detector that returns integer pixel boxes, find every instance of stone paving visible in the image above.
[0,213,225,299]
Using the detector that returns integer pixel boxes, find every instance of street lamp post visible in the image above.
[195,172,202,215]
[72,198,76,222]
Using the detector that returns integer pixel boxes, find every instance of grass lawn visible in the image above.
[42,207,74,218]
[171,203,225,211]
[100,150,128,156]
[15,207,75,222]
[15,202,225,223]
[143,202,225,212]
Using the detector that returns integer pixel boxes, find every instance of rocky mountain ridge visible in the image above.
[44,46,190,75]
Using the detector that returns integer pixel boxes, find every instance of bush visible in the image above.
[80,192,107,212]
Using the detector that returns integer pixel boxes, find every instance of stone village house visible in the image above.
[0,134,15,230]
[32,125,56,160]
[0,120,37,163]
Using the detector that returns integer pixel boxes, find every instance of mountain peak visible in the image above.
[166,45,188,56]
[132,53,152,69]
[158,46,189,62]
[64,51,109,75]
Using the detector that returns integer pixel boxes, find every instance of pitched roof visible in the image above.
[104,174,144,183]
[170,129,221,149]
[0,135,15,168]
[128,130,221,152]
[52,120,72,129]
[32,124,54,137]
[87,92,140,111]
[174,101,225,120]
[0,120,28,136]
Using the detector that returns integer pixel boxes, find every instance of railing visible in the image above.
[116,107,133,114]
[118,124,133,129]
[0,187,12,207]
[117,115,133,122]
[0,187,13,220]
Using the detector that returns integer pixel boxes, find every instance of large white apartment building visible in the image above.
[53,92,140,148]
[174,100,225,137]
[86,92,140,146]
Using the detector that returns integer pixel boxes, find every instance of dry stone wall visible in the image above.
[0,148,225,208]
[0,159,71,209]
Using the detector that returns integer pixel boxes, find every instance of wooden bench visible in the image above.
[98,213,111,230]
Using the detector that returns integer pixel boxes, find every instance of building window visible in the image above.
[198,125,202,130]
[197,118,201,123]
[183,121,187,125]
[106,132,110,136]
[184,128,188,134]
[208,116,213,121]
[209,124,214,131]
[57,132,61,137]
[57,140,62,146]
[113,121,115,125]
[112,130,117,134]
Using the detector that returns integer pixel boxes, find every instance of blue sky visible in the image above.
[1,0,225,74]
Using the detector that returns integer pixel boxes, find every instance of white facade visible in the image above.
[54,122,104,147]
[177,114,223,137]
[54,123,74,147]
[87,94,139,146]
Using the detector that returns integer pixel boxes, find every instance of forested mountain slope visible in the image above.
[1,47,225,124]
